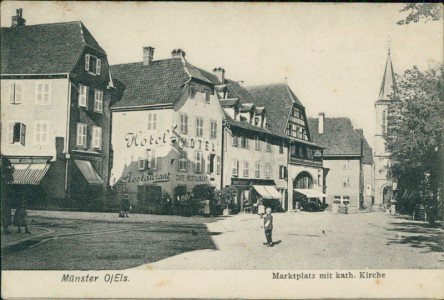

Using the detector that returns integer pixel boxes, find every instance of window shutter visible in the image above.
[85,54,90,71]
[96,59,101,75]
[150,149,156,169]
[20,123,26,146]
[9,83,14,104]
[8,123,14,143]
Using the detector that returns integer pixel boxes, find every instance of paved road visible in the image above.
[1,210,443,270]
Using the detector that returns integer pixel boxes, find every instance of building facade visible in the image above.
[374,50,397,208]
[247,83,326,212]
[1,10,113,207]
[109,48,223,212]
[308,114,373,211]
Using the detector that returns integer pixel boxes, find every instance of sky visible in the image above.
[1,2,443,149]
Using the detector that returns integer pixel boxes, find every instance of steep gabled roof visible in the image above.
[355,129,374,165]
[1,21,105,74]
[307,117,363,157]
[225,79,257,103]
[246,83,303,135]
[110,57,220,109]
[377,51,397,101]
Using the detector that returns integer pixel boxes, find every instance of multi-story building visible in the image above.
[109,48,223,211]
[247,83,325,211]
[374,50,397,208]
[308,114,373,211]
[1,10,113,207]
[213,73,288,211]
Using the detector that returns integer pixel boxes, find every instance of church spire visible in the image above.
[378,49,397,101]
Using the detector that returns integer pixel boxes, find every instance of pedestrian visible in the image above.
[263,207,273,247]
[257,197,265,218]
[13,199,30,234]
[203,199,210,217]
[165,196,172,215]
[121,196,130,217]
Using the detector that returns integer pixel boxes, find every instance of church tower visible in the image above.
[374,49,397,208]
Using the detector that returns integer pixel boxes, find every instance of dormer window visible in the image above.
[189,86,197,99]
[205,90,211,103]
[254,116,260,126]
[85,54,101,75]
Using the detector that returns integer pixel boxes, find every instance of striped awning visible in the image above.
[253,185,281,200]
[294,189,327,198]
[11,163,50,185]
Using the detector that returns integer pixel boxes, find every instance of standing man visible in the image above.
[263,207,273,247]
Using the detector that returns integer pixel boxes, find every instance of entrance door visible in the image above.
[382,186,390,208]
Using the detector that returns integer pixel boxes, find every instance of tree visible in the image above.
[214,186,238,213]
[397,3,443,25]
[386,66,443,221]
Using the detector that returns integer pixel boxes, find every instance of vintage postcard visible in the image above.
[1,2,443,299]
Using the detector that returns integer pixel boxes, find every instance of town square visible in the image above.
[1,2,443,299]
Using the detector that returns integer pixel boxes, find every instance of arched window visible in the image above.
[382,109,388,133]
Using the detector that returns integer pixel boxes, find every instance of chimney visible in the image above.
[171,49,186,58]
[11,8,26,27]
[318,112,325,134]
[212,67,225,84]
[143,47,155,66]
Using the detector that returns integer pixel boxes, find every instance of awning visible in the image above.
[11,163,50,185]
[294,189,327,198]
[263,186,282,199]
[253,185,280,200]
[74,160,103,184]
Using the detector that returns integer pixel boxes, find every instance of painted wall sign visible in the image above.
[119,172,171,184]
[175,174,209,182]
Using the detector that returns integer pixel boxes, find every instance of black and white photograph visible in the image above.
[1,2,443,299]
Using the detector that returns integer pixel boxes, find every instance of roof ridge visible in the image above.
[2,20,81,29]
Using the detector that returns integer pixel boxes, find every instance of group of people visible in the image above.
[2,199,31,234]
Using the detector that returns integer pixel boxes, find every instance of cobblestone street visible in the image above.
[1,210,443,270]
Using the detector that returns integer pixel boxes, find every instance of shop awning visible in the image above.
[294,189,327,198]
[74,160,103,185]
[263,186,282,199]
[11,163,50,185]
[253,185,281,200]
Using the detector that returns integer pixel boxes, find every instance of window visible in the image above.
[205,90,211,103]
[254,136,261,151]
[254,116,260,126]
[240,135,248,148]
[94,90,103,112]
[266,138,271,152]
[35,121,49,145]
[8,122,26,146]
[342,196,350,205]
[146,149,157,170]
[210,120,217,139]
[189,86,197,99]
[79,84,88,107]
[207,154,215,174]
[255,161,261,178]
[194,150,203,173]
[265,163,271,178]
[232,159,239,176]
[138,158,146,170]
[92,126,102,149]
[279,165,287,180]
[147,113,157,131]
[85,54,101,75]
[179,150,187,171]
[232,134,238,147]
[36,82,50,105]
[76,123,87,147]
[216,156,221,175]
[343,160,351,170]
[196,117,204,137]
[180,113,188,134]
[382,110,388,133]
[9,82,22,104]
[279,140,284,154]
[243,161,249,177]
[343,177,351,188]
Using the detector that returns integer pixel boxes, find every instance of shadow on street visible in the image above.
[386,216,444,254]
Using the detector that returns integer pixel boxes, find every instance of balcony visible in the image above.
[289,155,323,167]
